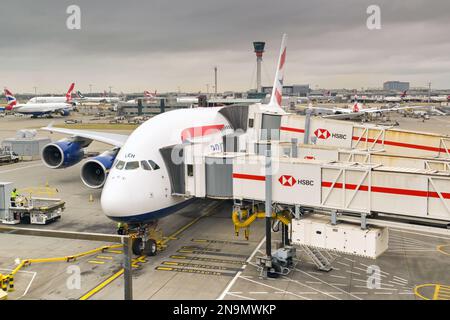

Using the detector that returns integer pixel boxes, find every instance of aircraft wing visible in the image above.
[322,112,363,120]
[41,124,129,147]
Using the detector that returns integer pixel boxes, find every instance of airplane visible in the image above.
[39,34,288,256]
[308,96,422,120]
[126,90,159,104]
[383,91,407,103]
[4,89,74,117]
[76,90,121,103]
[430,95,450,103]
[28,83,75,104]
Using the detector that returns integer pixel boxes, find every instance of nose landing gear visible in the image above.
[116,221,162,256]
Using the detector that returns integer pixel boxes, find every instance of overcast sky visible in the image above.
[1,0,450,93]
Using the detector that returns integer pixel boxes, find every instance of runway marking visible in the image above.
[0,163,43,174]
[346,271,362,276]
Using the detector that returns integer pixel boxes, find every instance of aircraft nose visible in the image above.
[100,175,151,222]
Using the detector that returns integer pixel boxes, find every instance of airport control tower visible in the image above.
[253,41,265,93]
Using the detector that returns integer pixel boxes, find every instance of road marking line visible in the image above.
[330,275,347,279]
[88,260,105,265]
[337,262,350,267]
[239,276,312,300]
[226,292,255,300]
[0,163,43,174]
[217,236,265,300]
[294,268,362,300]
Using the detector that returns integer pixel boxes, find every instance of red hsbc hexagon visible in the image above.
[314,128,331,140]
[278,175,296,187]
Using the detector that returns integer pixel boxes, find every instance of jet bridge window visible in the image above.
[125,161,140,170]
[115,160,125,170]
[148,160,160,170]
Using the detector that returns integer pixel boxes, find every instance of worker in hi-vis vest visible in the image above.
[10,188,19,207]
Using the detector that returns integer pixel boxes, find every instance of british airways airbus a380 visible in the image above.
[40,35,287,255]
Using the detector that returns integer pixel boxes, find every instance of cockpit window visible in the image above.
[115,160,125,170]
[141,160,152,170]
[148,160,160,170]
[125,161,140,170]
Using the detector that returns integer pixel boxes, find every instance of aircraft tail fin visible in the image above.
[76,90,84,98]
[66,83,75,102]
[4,88,17,110]
[267,34,287,112]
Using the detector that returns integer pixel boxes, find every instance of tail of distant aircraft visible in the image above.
[4,88,17,110]
[401,90,407,98]
[144,90,156,98]
[267,34,287,112]
[76,90,85,99]
[66,83,75,102]
[352,101,360,113]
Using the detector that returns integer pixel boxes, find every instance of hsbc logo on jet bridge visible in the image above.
[278,175,314,187]
[314,128,347,140]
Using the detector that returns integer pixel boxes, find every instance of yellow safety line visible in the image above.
[88,260,105,265]
[106,250,123,254]
[79,269,124,300]
[414,284,450,300]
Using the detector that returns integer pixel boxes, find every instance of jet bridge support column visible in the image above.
[265,148,272,257]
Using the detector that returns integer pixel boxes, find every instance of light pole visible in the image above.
[89,84,93,95]
[33,87,37,97]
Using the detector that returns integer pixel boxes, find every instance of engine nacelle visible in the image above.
[42,139,88,169]
[60,109,71,116]
[80,149,118,189]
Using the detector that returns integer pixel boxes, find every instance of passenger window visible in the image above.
[141,160,152,170]
[125,161,140,170]
[115,160,125,170]
[148,160,160,170]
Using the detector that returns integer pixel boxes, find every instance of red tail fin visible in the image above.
[66,83,75,102]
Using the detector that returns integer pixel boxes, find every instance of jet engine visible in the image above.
[60,109,71,116]
[42,138,91,169]
[80,149,119,189]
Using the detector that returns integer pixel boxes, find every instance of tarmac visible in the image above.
[0,112,449,300]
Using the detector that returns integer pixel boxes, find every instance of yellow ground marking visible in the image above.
[436,244,450,256]
[88,260,105,265]
[105,250,123,254]
[414,284,450,300]
[96,256,114,260]
[79,202,222,300]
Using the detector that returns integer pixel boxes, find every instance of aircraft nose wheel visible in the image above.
[131,238,158,256]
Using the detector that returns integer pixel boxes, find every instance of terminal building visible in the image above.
[262,84,310,97]
[383,81,410,92]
